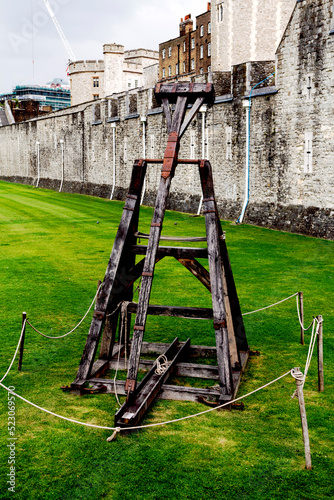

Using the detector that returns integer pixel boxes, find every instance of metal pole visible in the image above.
[18,312,26,372]
[197,105,207,215]
[140,115,147,205]
[59,139,64,192]
[317,315,324,392]
[110,123,116,200]
[299,291,304,345]
[294,367,312,470]
[36,141,40,187]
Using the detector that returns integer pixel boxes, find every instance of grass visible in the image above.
[0,180,333,500]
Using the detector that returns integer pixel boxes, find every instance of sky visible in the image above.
[0,0,207,94]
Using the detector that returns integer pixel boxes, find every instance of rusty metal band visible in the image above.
[203,197,215,202]
[125,379,136,393]
[124,206,134,211]
[93,310,105,321]
[189,82,194,92]
[142,272,153,277]
[151,222,161,227]
[213,319,227,330]
[203,210,217,214]
[134,325,145,331]
[127,194,138,200]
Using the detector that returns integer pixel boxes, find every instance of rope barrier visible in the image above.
[26,284,102,339]
[242,292,299,316]
[0,320,26,384]
[296,295,314,331]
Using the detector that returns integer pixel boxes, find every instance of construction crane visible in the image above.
[43,0,76,62]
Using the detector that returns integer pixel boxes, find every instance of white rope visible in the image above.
[113,301,130,406]
[296,295,314,331]
[0,320,26,384]
[242,292,299,316]
[155,354,170,375]
[0,368,291,433]
[26,284,102,339]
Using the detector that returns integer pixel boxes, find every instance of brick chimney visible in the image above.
[207,2,211,11]
[179,14,193,36]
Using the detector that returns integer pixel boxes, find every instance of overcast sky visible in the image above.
[0,0,207,94]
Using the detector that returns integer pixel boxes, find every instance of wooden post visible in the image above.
[18,312,26,372]
[96,279,102,307]
[299,292,304,345]
[317,315,324,392]
[294,367,312,470]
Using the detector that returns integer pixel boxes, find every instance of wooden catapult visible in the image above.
[69,83,249,428]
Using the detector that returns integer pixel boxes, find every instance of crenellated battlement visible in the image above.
[69,60,104,75]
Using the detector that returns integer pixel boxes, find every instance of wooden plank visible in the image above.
[116,338,190,427]
[109,358,219,380]
[179,97,205,138]
[222,271,240,369]
[131,245,208,259]
[176,258,211,292]
[127,303,213,320]
[220,238,249,352]
[140,342,217,358]
[199,160,233,398]
[171,96,188,133]
[162,98,172,134]
[155,82,215,105]
[317,315,324,392]
[71,160,147,389]
[18,312,26,372]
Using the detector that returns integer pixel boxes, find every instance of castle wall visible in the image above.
[1,1,334,240]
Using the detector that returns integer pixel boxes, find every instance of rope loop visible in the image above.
[155,354,170,375]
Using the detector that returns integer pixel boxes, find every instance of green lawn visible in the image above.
[0,181,333,500]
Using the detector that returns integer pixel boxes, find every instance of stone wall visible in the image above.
[1,0,334,240]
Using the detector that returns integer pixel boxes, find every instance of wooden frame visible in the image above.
[70,83,249,428]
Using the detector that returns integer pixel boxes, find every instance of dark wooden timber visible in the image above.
[199,160,234,399]
[155,82,215,105]
[126,303,213,320]
[179,97,205,138]
[116,338,190,427]
[71,160,147,389]
[131,245,208,259]
[162,98,172,134]
[125,95,188,396]
[18,312,26,372]
[177,258,211,292]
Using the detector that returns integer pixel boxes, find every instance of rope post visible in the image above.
[293,367,312,470]
[317,315,324,392]
[299,292,304,345]
[18,312,26,372]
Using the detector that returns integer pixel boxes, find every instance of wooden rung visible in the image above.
[134,231,207,242]
[126,303,213,320]
[131,245,208,259]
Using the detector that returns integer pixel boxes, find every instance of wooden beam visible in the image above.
[176,258,211,292]
[127,303,213,320]
[179,97,205,138]
[131,245,208,259]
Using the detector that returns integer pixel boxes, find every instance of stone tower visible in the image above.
[103,43,125,96]
[211,0,296,71]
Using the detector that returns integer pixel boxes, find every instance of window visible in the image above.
[200,25,204,37]
[217,3,223,22]
[124,137,128,165]
[304,131,313,174]
[128,81,131,88]
[176,63,179,75]
[191,58,195,70]
[93,94,99,100]
[200,45,204,59]
[162,68,166,78]
[150,134,155,158]
[135,80,138,88]
[200,67,204,75]
[208,42,211,57]
[168,46,172,57]
[191,38,195,50]
[208,22,211,34]
[168,65,172,76]
[183,61,186,73]
[183,41,186,52]
[306,74,313,101]
[208,65,211,73]
[162,48,166,59]
[93,76,99,88]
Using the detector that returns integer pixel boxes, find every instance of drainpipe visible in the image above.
[59,139,64,193]
[110,122,116,200]
[197,104,207,215]
[140,115,147,205]
[36,141,40,187]
[236,72,275,224]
